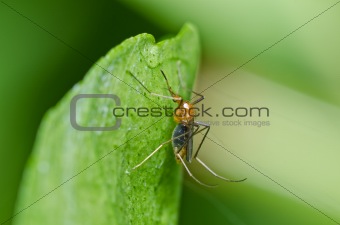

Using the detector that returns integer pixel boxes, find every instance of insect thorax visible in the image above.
[174,101,194,124]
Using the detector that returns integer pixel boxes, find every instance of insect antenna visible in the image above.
[127,70,152,94]
[160,70,178,99]
[128,70,181,101]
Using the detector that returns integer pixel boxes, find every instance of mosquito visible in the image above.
[127,66,246,187]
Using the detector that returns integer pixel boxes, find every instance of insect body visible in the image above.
[172,123,192,163]
[128,67,246,187]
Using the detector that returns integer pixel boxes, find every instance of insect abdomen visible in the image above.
[172,124,188,151]
[172,124,193,162]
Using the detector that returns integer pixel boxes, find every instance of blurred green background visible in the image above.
[1,0,339,225]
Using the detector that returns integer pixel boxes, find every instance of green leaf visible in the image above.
[12,23,200,225]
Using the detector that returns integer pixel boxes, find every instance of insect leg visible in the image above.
[192,121,210,159]
[193,121,247,182]
[176,153,217,188]
[131,128,192,170]
[190,91,204,105]
[131,139,171,170]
